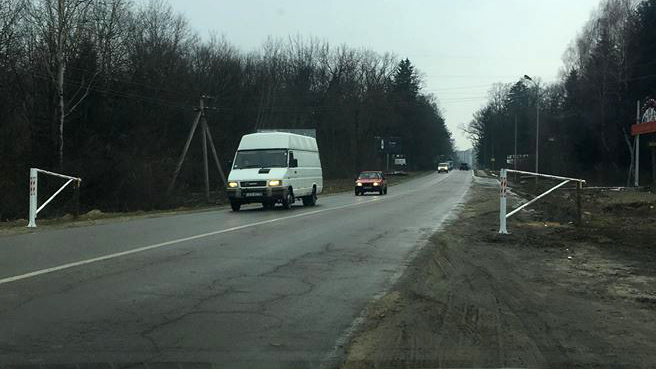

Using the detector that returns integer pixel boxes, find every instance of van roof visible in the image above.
[238,132,318,151]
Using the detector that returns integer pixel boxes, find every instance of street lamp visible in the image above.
[524,74,540,177]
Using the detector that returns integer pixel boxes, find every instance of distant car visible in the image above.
[459,163,470,170]
[355,171,387,195]
[437,162,449,173]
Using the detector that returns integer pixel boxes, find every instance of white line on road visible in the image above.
[0,173,455,286]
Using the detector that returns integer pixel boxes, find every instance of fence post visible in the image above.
[576,181,582,226]
[74,180,80,219]
[28,168,37,228]
[499,168,508,234]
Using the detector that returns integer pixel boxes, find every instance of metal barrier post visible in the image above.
[499,168,508,234]
[576,181,582,226]
[28,168,38,228]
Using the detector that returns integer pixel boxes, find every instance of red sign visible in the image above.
[631,121,656,136]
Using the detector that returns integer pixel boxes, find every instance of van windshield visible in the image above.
[233,149,288,169]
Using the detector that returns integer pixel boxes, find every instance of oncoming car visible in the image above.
[437,162,449,173]
[226,132,323,211]
[355,171,387,196]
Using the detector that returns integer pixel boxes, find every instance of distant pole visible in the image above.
[514,114,518,176]
[200,97,210,202]
[205,123,227,186]
[535,93,540,180]
[636,100,640,187]
[523,75,539,187]
[167,110,202,195]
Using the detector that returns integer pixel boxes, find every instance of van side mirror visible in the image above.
[227,160,233,169]
[290,158,298,168]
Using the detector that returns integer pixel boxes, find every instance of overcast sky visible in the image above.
[164,0,600,150]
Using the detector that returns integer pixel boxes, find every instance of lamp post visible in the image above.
[524,74,540,181]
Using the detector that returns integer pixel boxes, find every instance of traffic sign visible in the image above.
[377,137,403,154]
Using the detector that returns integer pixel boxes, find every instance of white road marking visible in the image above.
[0,173,454,286]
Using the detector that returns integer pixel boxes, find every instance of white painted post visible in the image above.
[28,168,37,228]
[499,168,508,234]
[636,134,641,187]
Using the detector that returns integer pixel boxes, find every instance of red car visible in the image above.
[355,171,388,195]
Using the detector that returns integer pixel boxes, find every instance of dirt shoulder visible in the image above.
[342,177,656,368]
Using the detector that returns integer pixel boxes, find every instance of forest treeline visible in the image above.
[466,0,656,185]
[0,0,453,220]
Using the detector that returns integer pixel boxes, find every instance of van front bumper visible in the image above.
[226,187,288,203]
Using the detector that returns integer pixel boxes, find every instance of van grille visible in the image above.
[241,181,267,187]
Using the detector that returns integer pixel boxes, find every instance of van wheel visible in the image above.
[282,190,294,210]
[303,188,317,206]
[230,201,241,212]
[384,187,388,195]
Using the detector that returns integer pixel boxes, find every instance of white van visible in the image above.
[226,132,323,211]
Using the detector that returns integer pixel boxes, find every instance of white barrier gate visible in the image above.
[499,169,585,234]
[28,168,82,228]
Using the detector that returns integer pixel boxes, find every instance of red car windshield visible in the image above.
[359,172,381,179]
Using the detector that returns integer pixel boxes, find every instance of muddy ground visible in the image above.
[342,174,656,368]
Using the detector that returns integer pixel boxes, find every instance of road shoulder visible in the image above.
[341,181,656,368]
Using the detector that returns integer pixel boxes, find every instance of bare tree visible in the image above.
[30,0,93,171]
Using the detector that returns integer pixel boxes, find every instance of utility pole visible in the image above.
[635,100,641,187]
[514,114,518,181]
[200,98,210,202]
[524,74,540,189]
[535,95,540,177]
[167,96,227,201]
[514,114,518,170]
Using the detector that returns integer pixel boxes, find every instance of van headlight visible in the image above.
[356,182,363,186]
[373,182,380,186]
[268,180,282,187]
[228,181,239,188]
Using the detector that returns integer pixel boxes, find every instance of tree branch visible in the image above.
[64,70,99,118]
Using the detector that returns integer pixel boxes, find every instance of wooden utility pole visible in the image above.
[200,98,210,201]
[167,96,228,201]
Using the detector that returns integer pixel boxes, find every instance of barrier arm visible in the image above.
[499,169,585,234]
[28,168,82,228]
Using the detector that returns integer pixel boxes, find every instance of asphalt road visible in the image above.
[0,171,471,368]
